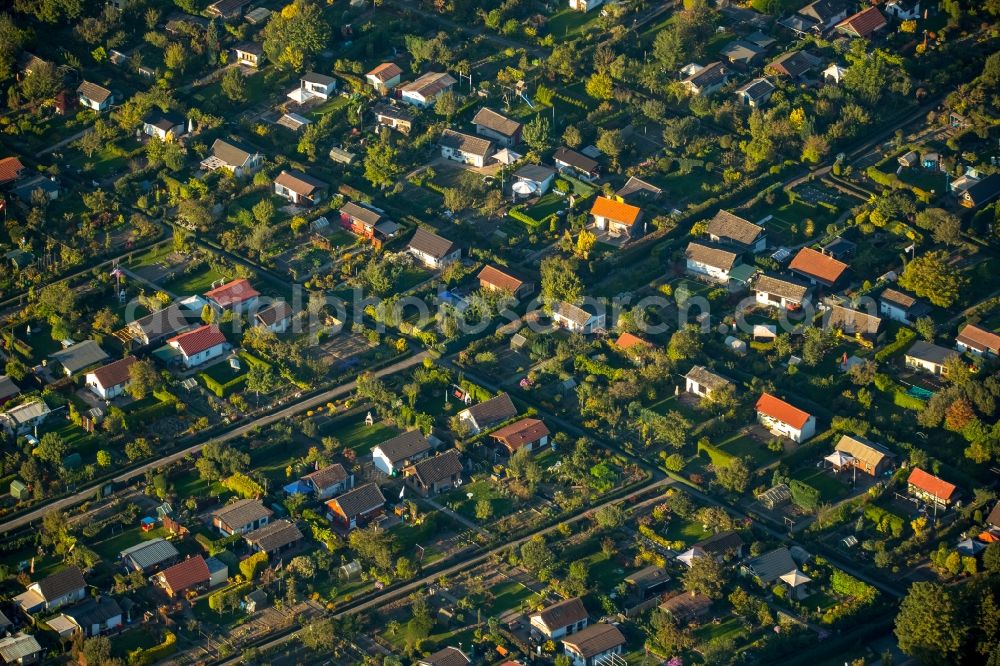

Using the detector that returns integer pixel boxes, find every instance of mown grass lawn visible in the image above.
[659,517,711,545]
[162,262,225,295]
[717,433,776,468]
[692,616,746,644]
[443,478,513,520]
[323,420,399,457]
[792,468,849,502]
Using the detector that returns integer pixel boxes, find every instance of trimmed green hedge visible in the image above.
[874,327,916,362]
[790,479,820,510]
[893,389,925,410]
[128,631,176,666]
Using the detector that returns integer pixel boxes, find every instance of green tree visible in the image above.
[683,554,724,598]
[221,66,247,102]
[522,114,551,152]
[125,438,153,462]
[593,503,626,530]
[0,13,29,83]
[246,363,277,405]
[19,60,61,102]
[667,324,702,361]
[843,42,911,107]
[649,609,690,656]
[13,0,82,23]
[262,0,331,70]
[5,359,29,382]
[562,125,582,148]
[433,90,457,120]
[898,250,964,307]
[364,138,402,190]
[81,636,112,666]
[894,582,965,664]
[348,526,395,573]
[520,535,555,579]
[595,128,626,169]
[715,457,750,493]
[539,256,582,307]
[585,72,614,100]
[164,42,187,72]
[36,432,67,466]
[127,359,161,400]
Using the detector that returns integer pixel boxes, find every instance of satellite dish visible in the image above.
[512,181,536,197]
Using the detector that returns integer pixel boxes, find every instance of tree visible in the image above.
[683,554,723,598]
[0,13,29,83]
[433,90,457,120]
[262,0,331,70]
[406,593,433,650]
[595,128,626,169]
[125,438,152,462]
[898,250,964,308]
[801,134,829,164]
[20,60,61,102]
[540,256,582,307]
[843,42,911,107]
[5,359,29,382]
[715,457,750,493]
[522,115,551,152]
[96,450,112,467]
[593,504,625,530]
[442,187,473,213]
[649,609,690,656]
[667,324,702,361]
[914,316,935,342]
[164,42,187,72]
[127,359,161,400]
[585,72,614,100]
[13,0,82,22]
[520,535,555,579]
[246,363,277,405]
[36,432,67,466]
[575,229,597,259]
[508,447,542,494]
[81,636,112,666]
[894,582,965,664]
[563,560,590,597]
[348,526,395,572]
[562,125,582,148]
[221,66,247,102]
[364,137,402,189]
[92,308,120,334]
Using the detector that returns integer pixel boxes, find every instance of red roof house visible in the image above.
[835,7,887,39]
[756,393,816,443]
[154,556,210,597]
[907,468,957,507]
[956,323,1000,357]
[0,157,25,186]
[204,279,260,311]
[490,418,551,454]
[84,355,137,400]
[789,247,848,287]
[166,325,227,368]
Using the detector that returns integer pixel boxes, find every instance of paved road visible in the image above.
[0,351,428,534]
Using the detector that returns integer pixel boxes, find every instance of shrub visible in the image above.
[128,631,177,666]
[874,327,916,362]
[893,390,925,411]
[222,472,263,498]
[789,479,820,510]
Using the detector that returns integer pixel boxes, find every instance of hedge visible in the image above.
[874,327,916,362]
[508,205,548,228]
[221,472,264,498]
[199,370,247,398]
[125,400,177,429]
[128,631,176,666]
[789,479,820,510]
[893,389,925,411]
[863,504,906,537]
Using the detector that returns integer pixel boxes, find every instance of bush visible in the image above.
[893,390,925,411]
[863,505,905,537]
[222,472,264,498]
[199,370,247,398]
[874,327,916,362]
[789,479,820,510]
[128,631,177,666]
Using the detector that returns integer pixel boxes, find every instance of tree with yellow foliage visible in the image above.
[263,0,331,71]
[575,229,597,259]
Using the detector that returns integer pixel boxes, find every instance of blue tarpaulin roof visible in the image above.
[283,480,311,495]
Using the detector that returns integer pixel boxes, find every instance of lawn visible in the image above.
[322,419,399,457]
[480,580,537,617]
[648,394,698,420]
[583,551,630,594]
[45,420,101,461]
[92,525,169,561]
[717,433,776,468]
[442,479,513,521]
[659,517,711,545]
[692,617,746,645]
[522,192,566,222]
[792,468,849,502]
[546,8,600,37]
[161,262,225,295]
[111,627,163,660]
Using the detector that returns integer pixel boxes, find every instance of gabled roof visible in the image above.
[303,463,349,490]
[490,418,550,450]
[768,50,821,78]
[905,340,957,366]
[274,169,327,197]
[534,597,588,631]
[77,81,112,103]
[440,129,494,158]
[327,482,386,518]
[417,647,471,666]
[615,332,653,351]
[302,71,336,86]
[463,393,517,428]
[615,176,662,200]
[472,107,522,137]
[695,530,744,557]
[756,392,812,430]
[130,302,196,340]
[212,498,273,529]
[659,592,712,620]
[50,340,109,374]
[256,301,293,327]
[478,265,526,293]
[799,0,848,23]
[736,77,775,101]
[826,305,882,336]
[553,147,599,173]
[562,623,625,657]
[0,157,25,184]
[0,376,20,401]
[685,365,732,392]
[34,566,85,601]
[0,634,41,663]
[514,163,556,183]
[753,274,810,303]
[119,537,179,570]
[907,467,957,502]
[409,449,463,486]
[375,430,431,464]
[788,247,848,284]
[745,546,797,583]
[62,596,122,628]
[409,227,457,259]
[399,71,456,98]
[341,201,384,226]
[245,519,304,553]
[367,62,403,82]
[707,210,764,246]
[144,113,184,132]
[276,112,311,131]
[167,324,226,357]
[685,242,739,271]
[963,174,1000,206]
[210,138,258,167]
[555,301,596,327]
[987,501,1000,528]
[835,434,892,470]
[880,288,918,310]
[684,62,728,89]
[721,40,765,64]
[835,7,887,38]
[158,555,210,592]
[205,278,260,308]
[957,323,1000,353]
[235,42,264,55]
[591,196,641,224]
[88,355,137,390]
[372,103,415,122]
